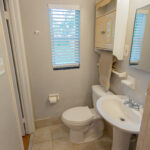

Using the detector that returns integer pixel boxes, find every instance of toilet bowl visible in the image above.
[62,106,104,143]
[62,85,113,144]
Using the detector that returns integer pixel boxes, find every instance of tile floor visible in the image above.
[32,123,112,150]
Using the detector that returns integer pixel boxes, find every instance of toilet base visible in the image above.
[70,119,104,144]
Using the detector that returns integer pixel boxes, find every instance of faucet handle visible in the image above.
[129,98,133,103]
[133,103,140,111]
[124,99,131,105]
[123,98,134,106]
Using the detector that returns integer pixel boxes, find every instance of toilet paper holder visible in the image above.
[48,93,60,103]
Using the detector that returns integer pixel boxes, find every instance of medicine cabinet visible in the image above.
[95,0,130,60]
[95,11,116,50]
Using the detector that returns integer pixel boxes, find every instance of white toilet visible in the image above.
[62,85,113,144]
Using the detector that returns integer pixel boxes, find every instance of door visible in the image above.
[95,15,106,49]
[0,5,23,150]
[0,0,25,136]
[95,11,116,50]
[105,11,116,49]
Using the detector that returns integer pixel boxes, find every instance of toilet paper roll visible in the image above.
[49,96,57,104]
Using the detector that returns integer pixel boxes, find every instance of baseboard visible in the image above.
[35,116,62,129]
[34,116,112,138]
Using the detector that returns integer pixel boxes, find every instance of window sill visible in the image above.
[53,66,80,71]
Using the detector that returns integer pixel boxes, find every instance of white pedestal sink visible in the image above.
[96,95,143,150]
[112,127,131,150]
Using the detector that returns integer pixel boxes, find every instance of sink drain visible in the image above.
[120,118,125,122]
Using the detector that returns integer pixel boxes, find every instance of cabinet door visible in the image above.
[105,11,116,49]
[95,15,106,48]
[113,0,129,60]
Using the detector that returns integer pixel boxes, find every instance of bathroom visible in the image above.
[0,0,150,150]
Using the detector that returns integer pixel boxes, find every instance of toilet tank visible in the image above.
[92,85,113,109]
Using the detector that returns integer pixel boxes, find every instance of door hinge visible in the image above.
[4,11,9,20]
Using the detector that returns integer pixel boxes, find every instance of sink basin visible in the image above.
[96,95,143,150]
[96,95,142,133]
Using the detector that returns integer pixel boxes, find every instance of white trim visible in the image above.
[8,0,35,134]
[137,9,149,14]
[48,4,80,10]
[28,134,34,150]
[113,0,130,60]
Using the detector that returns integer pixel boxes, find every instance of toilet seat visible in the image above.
[62,106,94,126]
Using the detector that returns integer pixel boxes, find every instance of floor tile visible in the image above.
[49,124,69,140]
[73,142,96,150]
[32,141,52,150]
[33,127,52,144]
[32,123,112,150]
[53,137,73,150]
[96,136,112,143]
[94,138,112,150]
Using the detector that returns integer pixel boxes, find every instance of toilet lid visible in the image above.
[62,106,93,125]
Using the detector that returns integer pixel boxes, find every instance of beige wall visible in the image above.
[19,0,99,120]
[110,0,150,105]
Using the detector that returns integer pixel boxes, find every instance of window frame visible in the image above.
[48,4,81,70]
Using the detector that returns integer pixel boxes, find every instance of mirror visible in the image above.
[129,5,150,72]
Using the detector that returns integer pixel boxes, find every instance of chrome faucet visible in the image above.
[124,98,140,111]
[124,98,133,106]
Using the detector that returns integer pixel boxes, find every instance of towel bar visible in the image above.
[112,70,127,78]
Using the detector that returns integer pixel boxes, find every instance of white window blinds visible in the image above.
[48,5,80,70]
[130,12,147,64]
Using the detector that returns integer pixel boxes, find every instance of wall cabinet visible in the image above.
[95,11,116,50]
[95,0,130,60]
[95,15,106,49]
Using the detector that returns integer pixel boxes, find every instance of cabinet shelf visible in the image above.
[96,0,112,10]
[95,48,112,55]
[95,47,112,52]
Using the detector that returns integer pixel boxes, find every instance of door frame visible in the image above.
[6,0,35,134]
[0,9,24,150]
[0,0,26,136]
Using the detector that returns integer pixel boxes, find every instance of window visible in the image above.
[48,5,80,70]
[130,12,147,65]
